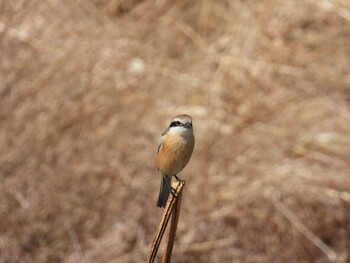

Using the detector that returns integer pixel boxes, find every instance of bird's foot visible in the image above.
[174,174,186,186]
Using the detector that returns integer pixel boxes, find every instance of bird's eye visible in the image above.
[170,121,181,127]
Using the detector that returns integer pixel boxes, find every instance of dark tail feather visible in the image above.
[157,176,170,208]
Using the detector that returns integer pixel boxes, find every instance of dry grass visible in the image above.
[1,0,350,262]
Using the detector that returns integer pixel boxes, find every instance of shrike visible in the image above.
[156,114,195,208]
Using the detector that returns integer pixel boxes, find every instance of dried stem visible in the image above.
[272,195,337,263]
[146,179,185,263]
[161,181,183,263]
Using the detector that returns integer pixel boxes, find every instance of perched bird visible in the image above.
[156,114,195,208]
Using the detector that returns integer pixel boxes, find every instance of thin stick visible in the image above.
[272,195,337,263]
[161,180,184,263]
[146,180,185,263]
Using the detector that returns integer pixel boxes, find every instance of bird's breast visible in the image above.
[156,134,194,176]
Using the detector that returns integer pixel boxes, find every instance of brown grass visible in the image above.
[1,0,350,262]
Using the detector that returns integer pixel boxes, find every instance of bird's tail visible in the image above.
[157,176,170,208]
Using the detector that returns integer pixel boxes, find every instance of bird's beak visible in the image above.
[185,123,192,129]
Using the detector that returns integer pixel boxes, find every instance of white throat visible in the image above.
[168,126,193,138]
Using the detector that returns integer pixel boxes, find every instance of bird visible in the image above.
[156,114,195,208]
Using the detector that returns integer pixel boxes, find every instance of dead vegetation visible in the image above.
[1,0,350,262]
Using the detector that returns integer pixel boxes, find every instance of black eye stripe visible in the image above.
[169,121,193,128]
[170,121,181,127]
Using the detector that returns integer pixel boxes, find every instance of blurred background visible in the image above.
[1,0,350,262]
